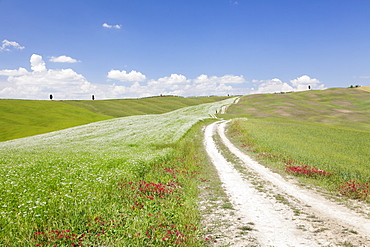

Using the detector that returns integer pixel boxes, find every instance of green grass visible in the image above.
[0,98,235,246]
[3,86,369,245]
[0,96,229,142]
[223,88,370,131]
[64,96,230,118]
[0,99,112,142]
[225,88,370,199]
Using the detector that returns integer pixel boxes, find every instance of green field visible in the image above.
[224,88,370,131]
[0,98,235,246]
[1,87,370,246]
[0,100,112,142]
[224,88,370,198]
[0,96,229,142]
[65,96,230,118]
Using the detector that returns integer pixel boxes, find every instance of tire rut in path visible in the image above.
[204,121,370,246]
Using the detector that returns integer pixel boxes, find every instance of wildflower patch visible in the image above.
[339,181,370,200]
[286,165,332,178]
[0,98,236,246]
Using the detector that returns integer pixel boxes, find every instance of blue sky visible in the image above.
[1,0,369,100]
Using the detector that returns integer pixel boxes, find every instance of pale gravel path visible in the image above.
[204,120,370,246]
[205,122,316,246]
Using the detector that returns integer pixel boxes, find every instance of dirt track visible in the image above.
[203,120,370,246]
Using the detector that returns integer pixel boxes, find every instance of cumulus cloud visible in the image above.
[0,39,25,52]
[107,69,146,82]
[1,56,251,99]
[50,55,80,63]
[0,54,99,99]
[253,78,294,94]
[108,82,152,98]
[104,72,249,99]
[0,68,29,76]
[148,74,190,87]
[252,75,325,94]
[188,74,248,96]
[102,23,122,29]
[30,54,47,72]
[194,74,246,84]
[103,73,324,98]
[1,54,324,100]
[158,74,189,84]
[290,75,324,91]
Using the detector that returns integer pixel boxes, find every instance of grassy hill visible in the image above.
[358,86,370,92]
[64,96,229,117]
[225,88,370,195]
[223,88,370,131]
[0,100,112,142]
[0,96,229,142]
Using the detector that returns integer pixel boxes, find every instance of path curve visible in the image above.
[204,120,370,246]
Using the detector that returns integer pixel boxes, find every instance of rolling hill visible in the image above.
[0,96,229,142]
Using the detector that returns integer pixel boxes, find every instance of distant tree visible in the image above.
[308,85,311,90]
[92,95,95,100]
[49,94,53,100]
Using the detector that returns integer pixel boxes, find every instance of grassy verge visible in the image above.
[224,88,370,202]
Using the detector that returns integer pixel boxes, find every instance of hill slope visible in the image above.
[225,87,370,190]
[0,96,229,142]
[64,96,229,117]
[0,100,112,142]
[224,88,370,131]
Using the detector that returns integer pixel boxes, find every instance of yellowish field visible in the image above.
[358,86,370,92]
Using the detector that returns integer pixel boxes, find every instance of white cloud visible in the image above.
[252,78,294,94]
[0,39,25,52]
[148,74,190,87]
[0,68,29,76]
[50,55,80,63]
[102,23,122,29]
[104,72,249,99]
[158,74,189,84]
[1,58,251,99]
[142,74,248,97]
[194,74,246,84]
[355,75,370,79]
[0,54,99,99]
[353,74,370,79]
[1,55,325,100]
[252,75,325,94]
[107,69,146,82]
[30,54,47,72]
[290,75,324,91]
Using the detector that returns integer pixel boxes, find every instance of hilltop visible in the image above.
[223,87,370,131]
